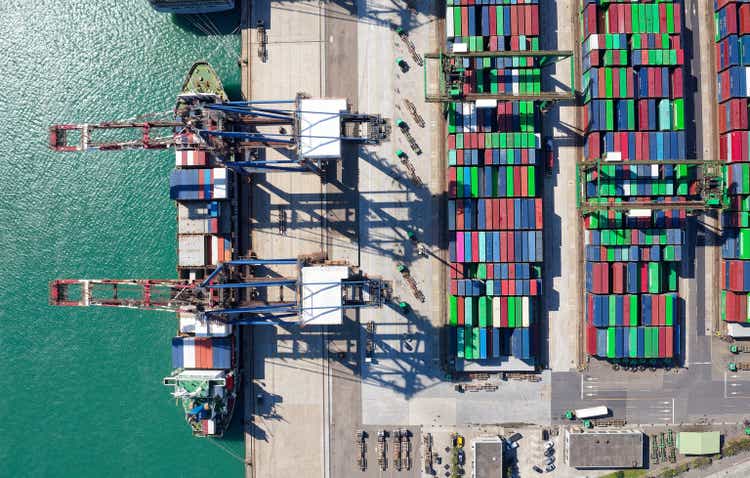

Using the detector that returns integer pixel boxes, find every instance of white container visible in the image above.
[178,235,206,267]
[492,297,501,328]
[475,99,498,109]
[183,337,196,369]
[452,43,468,53]
[213,168,227,199]
[604,151,622,162]
[522,297,530,327]
[574,405,609,419]
[446,8,454,38]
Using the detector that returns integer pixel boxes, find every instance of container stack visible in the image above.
[717,0,750,324]
[445,0,542,364]
[170,150,233,273]
[580,0,687,360]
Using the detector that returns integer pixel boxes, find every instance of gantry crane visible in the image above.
[576,158,726,214]
[50,255,391,325]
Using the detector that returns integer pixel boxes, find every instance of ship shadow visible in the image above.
[170,7,242,36]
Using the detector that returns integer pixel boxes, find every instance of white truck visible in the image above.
[572,405,609,419]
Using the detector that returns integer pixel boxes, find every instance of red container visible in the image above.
[582,4,598,37]
[665,327,674,357]
[741,5,750,34]
[457,296,465,325]
[721,131,750,163]
[719,99,749,133]
[658,327,667,358]
[586,323,597,355]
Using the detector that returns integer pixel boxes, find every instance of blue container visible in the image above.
[596,328,607,356]
[172,337,184,369]
[212,337,232,369]
[492,328,501,358]
[642,295,652,326]
[636,328,645,357]
[479,328,487,360]
[615,327,624,358]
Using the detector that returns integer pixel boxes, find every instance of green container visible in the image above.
[673,99,684,130]
[465,297,474,327]
[472,327,480,356]
[609,296,617,326]
[477,263,487,280]
[465,325,473,359]
[629,328,638,358]
[658,99,672,131]
[449,295,458,326]
[648,262,661,293]
[456,327,464,359]
[607,327,616,359]
[629,295,638,326]
[478,296,488,327]
[471,168,479,197]
[508,298,516,328]
[741,229,750,260]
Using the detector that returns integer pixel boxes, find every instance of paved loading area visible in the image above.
[243,2,330,478]
[540,0,582,373]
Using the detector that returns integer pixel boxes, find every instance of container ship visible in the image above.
[49,62,240,438]
[164,61,238,438]
[148,0,234,14]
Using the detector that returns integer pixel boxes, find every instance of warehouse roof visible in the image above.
[473,439,503,478]
[678,432,720,455]
[566,430,644,469]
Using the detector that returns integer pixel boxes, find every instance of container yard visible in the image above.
[446,0,545,372]
[28,0,750,477]
[578,0,692,365]
[719,0,750,336]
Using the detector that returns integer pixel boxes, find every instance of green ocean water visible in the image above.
[0,1,244,475]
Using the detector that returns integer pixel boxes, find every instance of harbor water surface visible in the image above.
[0,1,244,475]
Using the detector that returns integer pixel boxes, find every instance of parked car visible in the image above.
[545,464,556,473]
[457,449,465,465]
[545,456,555,465]
[532,465,544,474]
[544,447,555,457]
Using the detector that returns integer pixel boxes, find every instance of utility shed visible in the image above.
[473,439,503,478]
[678,432,720,455]
[566,430,644,469]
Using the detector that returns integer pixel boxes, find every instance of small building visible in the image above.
[472,438,503,478]
[678,432,720,455]
[565,429,644,469]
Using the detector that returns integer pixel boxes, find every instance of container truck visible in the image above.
[565,405,609,420]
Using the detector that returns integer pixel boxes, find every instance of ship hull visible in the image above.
[149,0,234,14]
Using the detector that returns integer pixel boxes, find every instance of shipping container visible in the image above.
[169,168,228,201]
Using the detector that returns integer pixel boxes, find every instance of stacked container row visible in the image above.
[446,2,542,364]
[718,2,750,330]
[580,1,686,360]
[171,336,232,369]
